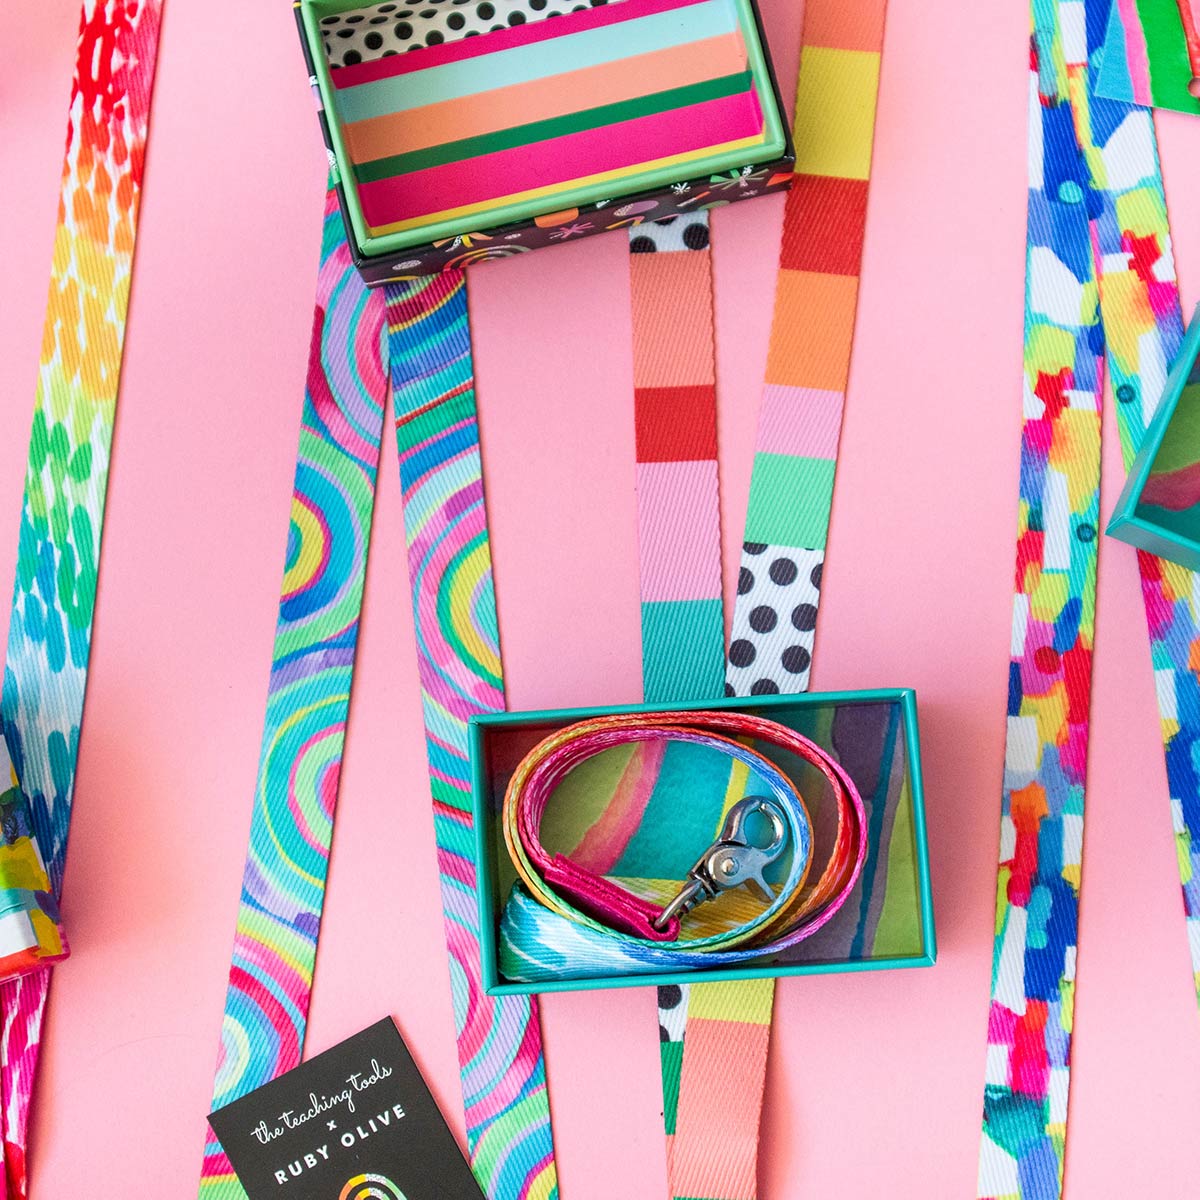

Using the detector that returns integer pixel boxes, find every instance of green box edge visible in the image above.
[468,687,937,997]
[297,0,790,259]
[1106,302,1200,568]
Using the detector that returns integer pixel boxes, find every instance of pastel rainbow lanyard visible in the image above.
[201,7,886,1200]
[976,0,1194,1195]
[0,1,164,1196]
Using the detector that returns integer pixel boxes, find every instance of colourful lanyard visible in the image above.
[385,275,558,1199]
[201,244,561,1200]
[0,1,164,1196]
[642,2,888,1195]
[627,209,725,703]
[200,189,389,1198]
[977,0,1186,1196]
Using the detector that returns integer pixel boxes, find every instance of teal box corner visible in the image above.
[467,688,937,997]
[1108,303,1200,570]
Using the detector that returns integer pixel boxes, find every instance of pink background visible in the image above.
[4,0,1200,1194]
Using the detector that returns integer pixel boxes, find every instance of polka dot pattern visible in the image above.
[627,212,711,254]
[726,543,824,696]
[657,983,687,1044]
[320,0,622,68]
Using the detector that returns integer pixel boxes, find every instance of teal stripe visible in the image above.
[335,0,739,123]
[639,597,726,706]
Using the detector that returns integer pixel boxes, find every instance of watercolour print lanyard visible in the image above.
[0,1,164,1197]
[977,0,1195,1196]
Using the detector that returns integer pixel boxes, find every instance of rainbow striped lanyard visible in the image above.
[977,0,1198,1196]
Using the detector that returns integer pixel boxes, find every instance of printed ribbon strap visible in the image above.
[625,207,735,1181]
[976,0,1185,1196]
[624,205,790,1196]
[200,190,388,1199]
[659,1,889,1195]
[0,1,164,1195]
[628,211,724,705]
[385,273,558,1200]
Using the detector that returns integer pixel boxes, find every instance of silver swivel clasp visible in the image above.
[652,797,789,932]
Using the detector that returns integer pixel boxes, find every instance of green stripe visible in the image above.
[743,452,836,547]
[639,598,726,708]
[353,71,755,183]
[660,1041,684,1135]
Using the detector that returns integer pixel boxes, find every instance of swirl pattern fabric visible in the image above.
[976,1,1186,1196]
[200,190,388,1200]
[0,1,164,1195]
[386,273,558,1200]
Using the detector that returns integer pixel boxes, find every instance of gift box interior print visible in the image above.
[299,0,789,260]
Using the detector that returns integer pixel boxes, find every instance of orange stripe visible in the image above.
[765,270,860,391]
[801,0,886,51]
[631,252,721,388]
[343,32,749,164]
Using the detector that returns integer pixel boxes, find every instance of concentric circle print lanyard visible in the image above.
[199,189,392,1199]
[977,0,1192,1196]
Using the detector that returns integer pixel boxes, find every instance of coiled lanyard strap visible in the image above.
[498,711,866,981]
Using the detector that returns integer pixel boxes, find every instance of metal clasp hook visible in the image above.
[651,797,789,932]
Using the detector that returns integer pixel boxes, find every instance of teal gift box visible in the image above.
[468,688,936,996]
[1107,304,1200,568]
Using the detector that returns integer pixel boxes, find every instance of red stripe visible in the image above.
[331,0,706,89]
[359,89,763,226]
[635,385,718,461]
[780,174,869,275]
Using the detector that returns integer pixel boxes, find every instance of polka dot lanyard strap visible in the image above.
[977,0,1191,1196]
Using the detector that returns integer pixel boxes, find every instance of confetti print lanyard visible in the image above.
[627,0,887,1195]
[976,0,1191,1196]
[0,2,164,1197]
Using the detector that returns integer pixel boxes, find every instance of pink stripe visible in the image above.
[755,383,845,458]
[1116,0,1153,104]
[331,0,701,88]
[358,89,763,226]
[636,460,722,602]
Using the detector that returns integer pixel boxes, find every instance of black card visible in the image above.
[208,1018,484,1200]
